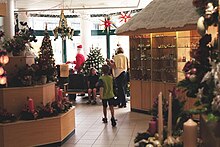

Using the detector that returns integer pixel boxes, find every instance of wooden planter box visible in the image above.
[200,115,220,147]
[0,82,55,115]
[0,107,75,147]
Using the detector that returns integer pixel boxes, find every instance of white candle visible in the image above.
[183,119,197,147]
[158,92,163,143]
[168,92,172,136]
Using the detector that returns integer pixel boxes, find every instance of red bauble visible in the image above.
[185,73,191,79]
[191,68,197,74]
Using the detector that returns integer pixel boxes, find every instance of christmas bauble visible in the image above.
[185,73,191,79]
[197,16,207,36]
[189,74,197,82]
[191,68,197,74]
[146,144,154,147]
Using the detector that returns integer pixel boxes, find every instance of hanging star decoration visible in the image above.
[119,11,131,23]
[100,17,116,29]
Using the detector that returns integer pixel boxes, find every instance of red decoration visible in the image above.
[58,89,63,101]
[77,45,82,49]
[28,98,35,113]
[100,18,113,29]
[119,11,131,23]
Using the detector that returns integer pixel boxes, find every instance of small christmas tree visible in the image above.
[36,26,57,82]
[82,47,105,75]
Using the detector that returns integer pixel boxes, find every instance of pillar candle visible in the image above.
[55,87,59,101]
[28,98,34,113]
[58,89,63,101]
[158,92,163,143]
[167,92,172,136]
[183,119,197,147]
[148,120,157,135]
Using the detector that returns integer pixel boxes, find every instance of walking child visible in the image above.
[98,65,117,127]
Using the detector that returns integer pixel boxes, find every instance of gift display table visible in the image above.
[0,107,75,147]
[0,82,75,147]
[0,82,55,116]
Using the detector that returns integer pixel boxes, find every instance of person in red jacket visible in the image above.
[66,45,85,73]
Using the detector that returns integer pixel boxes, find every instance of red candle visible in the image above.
[55,87,60,101]
[148,120,157,135]
[58,89,63,101]
[28,98,35,113]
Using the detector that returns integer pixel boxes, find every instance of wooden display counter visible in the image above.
[0,82,55,116]
[0,107,75,147]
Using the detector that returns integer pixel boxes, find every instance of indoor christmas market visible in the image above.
[0,0,219,146]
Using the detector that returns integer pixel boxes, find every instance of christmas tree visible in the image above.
[36,26,57,82]
[82,47,105,75]
[178,0,219,120]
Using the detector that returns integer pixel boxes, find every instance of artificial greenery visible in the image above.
[37,102,58,118]
[0,108,17,123]
[177,0,219,121]
[3,22,37,55]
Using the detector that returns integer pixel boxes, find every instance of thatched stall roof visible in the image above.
[116,0,199,35]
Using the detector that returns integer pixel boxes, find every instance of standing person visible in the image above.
[107,47,129,108]
[87,67,99,105]
[98,65,117,127]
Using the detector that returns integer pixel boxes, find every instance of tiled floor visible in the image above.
[62,97,152,147]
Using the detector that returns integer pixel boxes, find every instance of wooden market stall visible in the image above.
[116,0,200,112]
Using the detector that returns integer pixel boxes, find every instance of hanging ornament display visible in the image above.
[53,10,74,41]
[119,11,131,23]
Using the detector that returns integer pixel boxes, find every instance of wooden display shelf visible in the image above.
[0,107,75,147]
[0,82,55,116]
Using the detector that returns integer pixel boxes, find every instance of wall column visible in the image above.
[4,0,14,38]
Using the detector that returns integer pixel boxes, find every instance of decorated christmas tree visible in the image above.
[178,0,219,120]
[36,26,57,82]
[82,47,105,75]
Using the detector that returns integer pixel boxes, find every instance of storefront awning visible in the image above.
[116,0,199,35]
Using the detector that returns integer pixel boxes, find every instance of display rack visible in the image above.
[129,30,200,112]
[0,56,75,147]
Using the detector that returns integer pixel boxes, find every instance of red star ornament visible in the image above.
[119,11,131,23]
[100,18,112,29]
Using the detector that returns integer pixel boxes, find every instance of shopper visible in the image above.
[87,67,99,105]
[106,47,129,108]
[97,65,117,127]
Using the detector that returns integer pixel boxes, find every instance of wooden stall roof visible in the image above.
[116,0,199,35]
